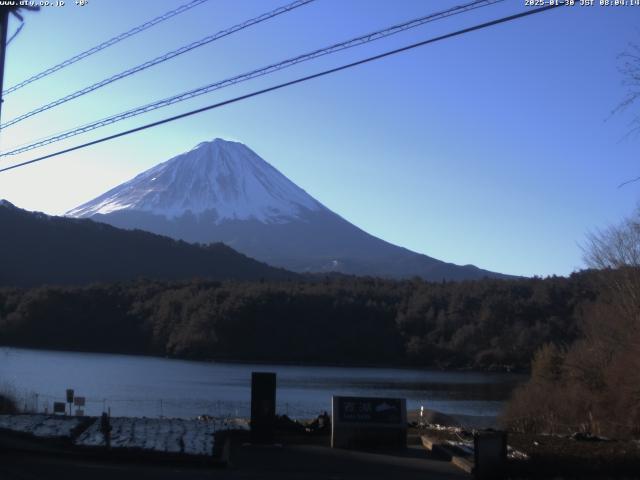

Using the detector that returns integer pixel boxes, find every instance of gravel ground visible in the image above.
[421,425,640,477]
[508,432,640,477]
[0,444,469,480]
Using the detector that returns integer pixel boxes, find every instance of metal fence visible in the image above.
[6,389,321,420]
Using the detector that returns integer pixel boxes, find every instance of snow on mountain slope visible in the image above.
[68,139,323,223]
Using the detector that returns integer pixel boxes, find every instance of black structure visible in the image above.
[250,372,276,444]
[474,430,507,480]
[0,7,9,122]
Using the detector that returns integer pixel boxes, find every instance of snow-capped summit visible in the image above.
[67,138,323,223]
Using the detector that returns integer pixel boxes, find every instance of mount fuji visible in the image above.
[68,138,506,281]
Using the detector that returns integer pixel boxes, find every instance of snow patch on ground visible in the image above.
[0,414,247,457]
[75,417,247,456]
[0,414,82,438]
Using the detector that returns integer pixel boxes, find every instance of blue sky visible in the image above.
[0,0,638,277]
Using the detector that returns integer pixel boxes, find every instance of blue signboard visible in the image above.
[336,396,403,424]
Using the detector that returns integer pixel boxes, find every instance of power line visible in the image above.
[0,0,504,155]
[0,3,562,175]
[0,0,315,130]
[2,0,210,96]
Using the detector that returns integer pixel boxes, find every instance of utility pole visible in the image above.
[0,7,9,124]
[0,6,38,125]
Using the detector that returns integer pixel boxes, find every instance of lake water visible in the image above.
[0,347,525,420]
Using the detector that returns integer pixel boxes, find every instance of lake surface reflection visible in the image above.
[0,347,525,419]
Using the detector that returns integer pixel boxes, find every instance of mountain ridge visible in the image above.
[0,199,296,287]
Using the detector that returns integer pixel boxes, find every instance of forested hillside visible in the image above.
[0,272,600,370]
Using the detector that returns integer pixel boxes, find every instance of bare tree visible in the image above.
[583,210,640,436]
[584,210,640,268]
[584,208,640,319]
[504,212,640,438]
[615,42,640,122]
[614,42,640,187]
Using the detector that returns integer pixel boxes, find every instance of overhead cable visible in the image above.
[0,0,315,130]
[0,3,562,174]
[3,0,211,95]
[0,0,503,153]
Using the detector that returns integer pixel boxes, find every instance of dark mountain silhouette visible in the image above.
[0,200,296,287]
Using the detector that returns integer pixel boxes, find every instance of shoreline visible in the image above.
[0,345,530,375]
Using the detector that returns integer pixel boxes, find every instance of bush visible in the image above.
[502,298,640,439]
